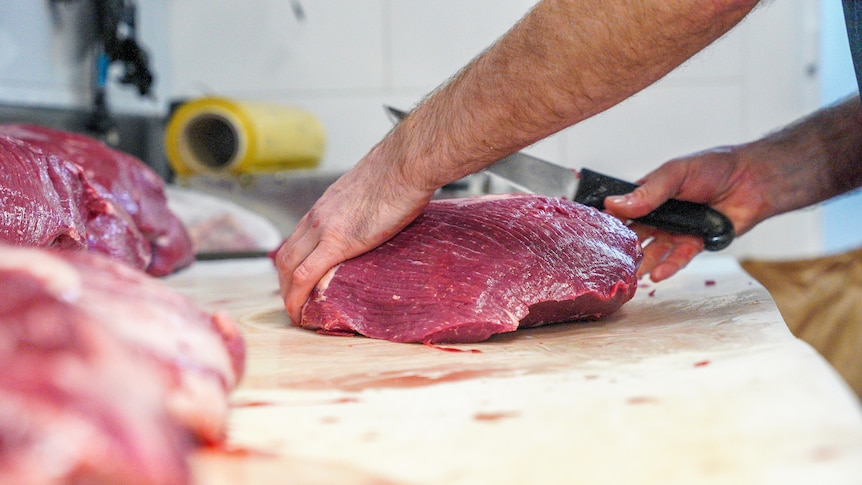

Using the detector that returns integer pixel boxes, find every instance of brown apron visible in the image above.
[742,246,862,400]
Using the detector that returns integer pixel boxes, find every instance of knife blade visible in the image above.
[194,250,273,261]
[384,106,734,251]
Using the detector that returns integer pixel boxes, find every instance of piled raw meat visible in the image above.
[300,194,643,343]
[0,124,193,276]
[0,244,245,484]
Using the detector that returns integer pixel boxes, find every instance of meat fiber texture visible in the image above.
[300,194,643,344]
[0,244,245,485]
[0,124,194,276]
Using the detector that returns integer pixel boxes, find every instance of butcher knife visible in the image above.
[385,106,734,251]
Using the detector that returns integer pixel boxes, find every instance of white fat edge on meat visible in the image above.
[471,287,522,326]
[0,246,82,302]
[299,264,340,320]
[312,263,342,301]
[503,309,521,326]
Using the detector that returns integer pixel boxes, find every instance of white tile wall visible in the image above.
[560,84,747,181]
[0,1,169,114]
[169,0,386,94]
[388,0,536,90]
[0,2,87,107]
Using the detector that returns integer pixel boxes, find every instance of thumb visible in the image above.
[604,166,685,219]
[604,185,664,220]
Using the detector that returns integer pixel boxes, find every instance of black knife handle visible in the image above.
[575,169,734,251]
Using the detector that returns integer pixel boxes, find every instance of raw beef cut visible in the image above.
[0,124,194,275]
[300,194,642,343]
[0,243,245,484]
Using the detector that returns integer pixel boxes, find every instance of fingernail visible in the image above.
[607,195,631,206]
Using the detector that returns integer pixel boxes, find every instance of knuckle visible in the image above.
[291,261,315,287]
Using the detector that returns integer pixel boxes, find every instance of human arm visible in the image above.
[605,95,862,282]
[276,0,761,323]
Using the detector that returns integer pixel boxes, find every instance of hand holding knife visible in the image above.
[385,106,734,251]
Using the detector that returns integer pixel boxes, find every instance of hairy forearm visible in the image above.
[752,95,862,216]
[377,0,759,191]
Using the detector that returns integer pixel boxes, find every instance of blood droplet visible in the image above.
[231,401,271,408]
[424,343,482,353]
[474,411,519,421]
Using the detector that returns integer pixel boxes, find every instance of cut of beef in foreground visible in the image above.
[300,194,643,344]
[0,124,194,276]
[0,244,245,485]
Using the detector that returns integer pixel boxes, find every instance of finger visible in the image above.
[648,237,702,282]
[284,240,347,324]
[275,209,319,283]
[628,223,659,246]
[605,190,652,220]
[605,164,691,220]
[275,227,319,303]
[637,237,673,280]
[605,185,674,221]
[281,211,315,252]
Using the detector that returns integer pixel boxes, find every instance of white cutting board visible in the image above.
[164,256,862,485]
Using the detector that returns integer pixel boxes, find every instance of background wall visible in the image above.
[167,0,824,260]
[0,1,169,114]
[1,1,859,260]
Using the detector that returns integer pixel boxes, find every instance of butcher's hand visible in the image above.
[275,155,436,324]
[604,145,772,282]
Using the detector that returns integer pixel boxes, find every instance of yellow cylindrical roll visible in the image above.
[165,97,326,176]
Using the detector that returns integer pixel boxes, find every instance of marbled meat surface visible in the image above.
[0,124,193,276]
[0,244,245,485]
[300,194,642,343]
